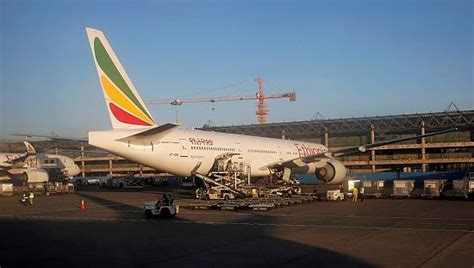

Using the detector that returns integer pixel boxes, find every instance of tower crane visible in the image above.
[145,77,296,124]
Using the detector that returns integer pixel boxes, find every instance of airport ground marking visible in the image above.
[418,231,471,267]
[0,200,146,216]
[2,214,473,233]
[4,207,474,226]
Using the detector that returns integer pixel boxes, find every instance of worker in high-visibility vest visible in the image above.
[29,191,35,206]
[352,187,359,203]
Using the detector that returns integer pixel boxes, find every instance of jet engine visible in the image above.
[22,169,49,184]
[315,159,347,184]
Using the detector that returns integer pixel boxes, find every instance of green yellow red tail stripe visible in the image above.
[86,28,157,129]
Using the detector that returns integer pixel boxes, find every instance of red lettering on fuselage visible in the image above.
[4,154,18,161]
[188,138,214,146]
[294,143,328,157]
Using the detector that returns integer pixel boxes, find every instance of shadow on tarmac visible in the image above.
[0,191,374,267]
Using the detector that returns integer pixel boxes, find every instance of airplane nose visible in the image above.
[71,164,81,176]
[64,165,81,177]
[76,165,81,174]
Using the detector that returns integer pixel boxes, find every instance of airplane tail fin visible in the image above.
[23,141,36,155]
[85,28,157,130]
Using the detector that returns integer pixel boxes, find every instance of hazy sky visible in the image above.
[1,0,472,139]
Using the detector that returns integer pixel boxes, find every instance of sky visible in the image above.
[0,0,472,139]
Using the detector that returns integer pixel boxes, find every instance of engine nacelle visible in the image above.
[315,159,347,184]
[23,169,49,184]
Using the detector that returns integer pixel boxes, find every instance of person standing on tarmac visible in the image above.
[29,191,35,206]
[352,187,359,203]
[21,193,28,206]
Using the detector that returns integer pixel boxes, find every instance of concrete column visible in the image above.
[281,130,286,140]
[108,159,113,176]
[421,121,426,172]
[323,128,329,148]
[80,142,85,178]
[370,124,376,173]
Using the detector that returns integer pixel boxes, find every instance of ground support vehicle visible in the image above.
[326,189,345,201]
[144,199,178,217]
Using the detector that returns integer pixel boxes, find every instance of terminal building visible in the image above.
[201,109,474,173]
[3,109,472,177]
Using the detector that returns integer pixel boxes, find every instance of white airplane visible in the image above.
[86,28,455,185]
[0,141,81,182]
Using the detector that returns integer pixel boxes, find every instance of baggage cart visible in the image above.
[392,180,415,198]
[422,180,447,198]
[362,180,384,198]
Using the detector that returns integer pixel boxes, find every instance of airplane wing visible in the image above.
[332,128,458,157]
[261,128,458,170]
[260,151,331,170]
[11,133,88,142]
[0,162,13,168]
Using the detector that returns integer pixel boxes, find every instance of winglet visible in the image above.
[23,141,36,155]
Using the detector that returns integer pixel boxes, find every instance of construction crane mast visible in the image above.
[145,77,296,124]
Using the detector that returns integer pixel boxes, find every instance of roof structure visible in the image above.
[201,110,474,139]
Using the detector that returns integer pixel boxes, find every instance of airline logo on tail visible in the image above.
[86,28,157,129]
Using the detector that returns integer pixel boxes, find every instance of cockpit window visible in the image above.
[43,159,57,165]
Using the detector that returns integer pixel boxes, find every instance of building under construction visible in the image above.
[201,109,474,173]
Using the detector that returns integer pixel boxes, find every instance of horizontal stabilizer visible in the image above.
[12,133,88,142]
[117,123,180,144]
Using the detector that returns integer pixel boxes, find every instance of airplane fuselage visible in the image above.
[0,153,23,163]
[89,128,329,178]
[0,153,80,177]
[85,28,344,183]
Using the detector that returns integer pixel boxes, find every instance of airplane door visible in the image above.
[179,139,189,157]
[277,146,284,161]
[234,143,247,175]
[26,156,38,168]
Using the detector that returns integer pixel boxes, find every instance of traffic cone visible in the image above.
[80,200,86,211]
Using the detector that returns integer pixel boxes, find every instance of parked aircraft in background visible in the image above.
[0,141,80,182]
[85,28,456,185]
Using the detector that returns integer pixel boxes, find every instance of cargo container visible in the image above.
[27,183,47,194]
[0,183,14,197]
[422,180,447,198]
[362,180,384,198]
[469,180,474,199]
[451,179,469,199]
[344,180,361,197]
[392,180,415,198]
[45,182,74,195]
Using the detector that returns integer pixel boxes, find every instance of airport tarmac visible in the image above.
[1,189,473,267]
